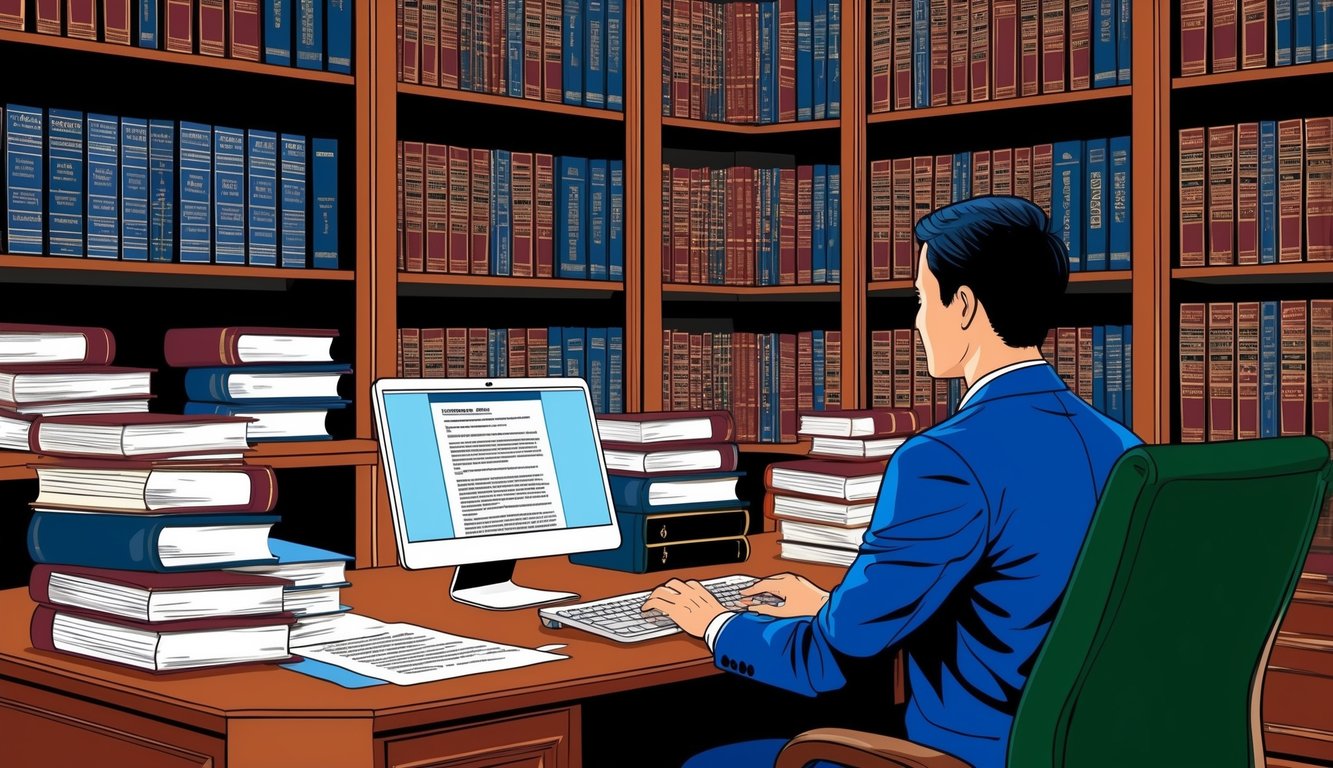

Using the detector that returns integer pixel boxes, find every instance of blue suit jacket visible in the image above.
[713,363,1143,767]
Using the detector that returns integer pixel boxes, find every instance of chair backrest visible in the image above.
[1007,437,1331,768]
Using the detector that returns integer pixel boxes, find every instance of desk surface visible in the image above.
[0,533,845,736]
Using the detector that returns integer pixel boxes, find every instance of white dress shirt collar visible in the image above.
[956,358,1050,412]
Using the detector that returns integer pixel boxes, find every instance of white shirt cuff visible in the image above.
[704,611,739,652]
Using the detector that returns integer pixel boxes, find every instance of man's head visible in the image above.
[912,196,1070,380]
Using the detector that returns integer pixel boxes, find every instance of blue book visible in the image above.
[952,152,971,202]
[6,105,44,255]
[1109,136,1131,270]
[587,327,608,413]
[280,134,307,268]
[1084,138,1108,271]
[757,169,773,285]
[486,330,498,377]
[214,127,247,266]
[827,166,840,283]
[311,138,339,269]
[1259,121,1277,264]
[759,334,775,442]
[912,0,929,108]
[27,510,280,573]
[138,0,158,48]
[184,400,349,441]
[1093,0,1116,87]
[295,0,323,70]
[148,119,176,262]
[771,169,783,284]
[584,0,605,107]
[812,329,826,410]
[1317,0,1332,60]
[1276,0,1294,65]
[1116,0,1131,83]
[606,0,624,110]
[508,0,525,98]
[47,109,85,258]
[608,326,624,413]
[460,0,474,89]
[557,156,588,279]
[177,121,213,264]
[948,378,962,415]
[247,538,353,576]
[247,130,279,266]
[120,117,149,261]
[813,0,828,120]
[1297,0,1314,63]
[86,113,119,260]
[563,0,583,105]
[1106,325,1124,424]
[1123,325,1132,428]
[184,363,351,404]
[608,160,624,281]
[1260,301,1279,437]
[547,326,564,376]
[797,0,814,119]
[759,2,776,123]
[1051,140,1085,271]
[265,0,292,66]
[563,327,585,381]
[812,164,827,283]
[491,149,512,276]
[1092,325,1106,412]
[495,329,510,377]
[588,159,608,280]
[326,0,353,72]
[606,471,745,514]
[828,0,841,118]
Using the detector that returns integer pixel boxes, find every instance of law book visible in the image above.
[0,365,151,408]
[1052,139,1085,270]
[30,564,287,623]
[165,0,192,52]
[1236,123,1261,266]
[0,405,150,452]
[765,458,887,501]
[570,532,749,574]
[1178,127,1207,267]
[1091,0,1114,86]
[303,136,338,268]
[1313,300,1333,445]
[597,410,735,443]
[1180,303,1206,442]
[779,518,867,551]
[490,149,512,276]
[601,440,740,475]
[280,134,307,268]
[563,0,583,104]
[226,538,353,588]
[607,159,625,281]
[1109,135,1131,270]
[1208,302,1236,442]
[607,470,744,513]
[1240,0,1267,67]
[198,0,225,56]
[1308,117,1333,262]
[185,400,348,441]
[1106,324,1126,425]
[212,126,246,265]
[1261,300,1280,438]
[28,510,279,572]
[137,0,157,47]
[557,156,588,278]
[29,412,252,459]
[231,0,261,60]
[798,407,918,437]
[265,0,292,65]
[1277,119,1304,263]
[33,460,275,516]
[812,165,827,282]
[1281,299,1308,436]
[1275,0,1294,66]
[402,143,424,272]
[420,0,439,85]
[0,324,114,366]
[810,435,909,459]
[1296,0,1313,63]
[1208,125,1236,266]
[1084,138,1108,270]
[176,122,212,264]
[0,0,23,30]
[442,146,467,274]
[165,327,336,368]
[120,116,150,261]
[778,538,858,566]
[1019,0,1039,95]
[42,109,84,259]
[764,491,874,527]
[469,148,491,273]
[1041,0,1066,91]
[246,129,278,266]
[1318,0,1333,60]
[588,158,608,279]
[993,0,1019,99]
[7,105,43,255]
[183,363,349,404]
[1237,301,1261,440]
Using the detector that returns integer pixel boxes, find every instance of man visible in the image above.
[643,196,1143,768]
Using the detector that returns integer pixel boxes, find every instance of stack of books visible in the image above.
[225,538,356,646]
[571,410,749,573]
[167,327,353,442]
[0,323,153,452]
[764,408,918,567]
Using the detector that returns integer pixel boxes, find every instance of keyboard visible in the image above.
[537,574,784,643]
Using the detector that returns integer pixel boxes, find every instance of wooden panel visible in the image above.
[229,718,373,767]
[839,0,866,407]
[382,708,579,768]
[1265,729,1333,764]
[1263,669,1333,736]
[640,0,664,411]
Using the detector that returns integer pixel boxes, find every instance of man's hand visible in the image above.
[739,573,829,618]
[641,579,728,638]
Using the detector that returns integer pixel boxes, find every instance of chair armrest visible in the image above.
[774,728,973,768]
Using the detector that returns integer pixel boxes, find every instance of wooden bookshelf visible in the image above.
[662,284,842,301]
[0,254,355,285]
[1173,264,1333,284]
[867,86,1133,125]
[398,273,626,297]
[661,116,841,135]
[397,82,626,122]
[1172,61,1333,90]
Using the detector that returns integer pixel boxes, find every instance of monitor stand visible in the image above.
[449,560,579,611]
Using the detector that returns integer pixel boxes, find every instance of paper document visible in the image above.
[291,613,567,686]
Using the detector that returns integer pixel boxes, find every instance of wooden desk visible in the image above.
[0,534,845,768]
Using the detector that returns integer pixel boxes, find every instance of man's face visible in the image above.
[914,245,965,379]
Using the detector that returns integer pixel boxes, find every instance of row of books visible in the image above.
[396,0,625,111]
[3,106,339,268]
[661,163,841,286]
[660,0,842,124]
[397,143,623,280]
[1179,0,1333,76]
[870,0,1132,114]
[1178,118,1333,267]
[661,329,844,444]
[1179,300,1331,444]
[1039,324,1134,428]
[0,0,353,73]
[870,329,964,429]
[396,326,626,414]
[870,136,1132,280]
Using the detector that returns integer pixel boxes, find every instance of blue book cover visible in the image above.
[1084,138,1108,271]
[1260,301,1279,437]
[311,137,339,269]
[508,0,525,98]
[771,169,783,284]
[1259,121,1277,264]
[1116,0,1131,83]
[47,109,85,258]
[557,156,588,279]
[1092,325,1106,412]
[912,0,929,108]
[1106,325,1124,424]
[1051,140,1085,271]
[148,119,176,262]
[120,117,149,261]
[587,327,608,413]
[184,400,348,441]
[27,510,280,572]
[460,0,474,89]
[86,113,119,260]
[606,0,624,110]
[758,169,774,285]
[952,152,971,202]
[797,0,814,119]
[759,334,775,442]
[813,0,828,120]
[214,127,247,265]
[1093,0,1116,87]
[326,0,352,73]
[828,0,841,117]
[491,149,512,276]
[827,166,841,284]
[567,510,749,573]
[1297,0,1314,63]
[812,329,826,410]
[138,0,158,48]
[184,363,351,404]
[1317,0,1332,59]
[295,0,323,70]
[486,330,498,378]
[547,326,564,376]
[1109,136,1131,270]
[256,538,354,567]
[759,1,775,123]
[608,160,624,281]
[1123,325,1132,428]
[812,164,827,283]
[563,0,584,105]
[563,327,585,381]
[584,0,605,107]
[608,326,624,413]
[247,130,279,266]
[177,121,213,264]
[6,105,44,255]
[496,329,510,377]
[265,0,293,66]
[1276,0,1294,65]
[947,377,961,415]
[588,159,608,280]
[280,134,307,268]
[607,472,745,514]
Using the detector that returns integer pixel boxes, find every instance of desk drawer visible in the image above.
[380,706,580,768]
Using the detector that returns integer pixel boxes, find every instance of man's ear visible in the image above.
[957,285,978,330]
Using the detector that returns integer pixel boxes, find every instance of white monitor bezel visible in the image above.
[370,377,621,570]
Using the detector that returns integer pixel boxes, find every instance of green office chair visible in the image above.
[775,437,1332,768]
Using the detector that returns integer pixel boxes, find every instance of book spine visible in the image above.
[447,146,470,273]
[7,106,44,256]
[814,0,829,117]
[404,0,421,82]
[1092,0,1114,86]
[1207,125,1236,266]
[326,0,352,72]
[1109,135,1130,270]
[929,0,948,106]
[587,158,608,280]
[910,0,927,108]
[1068,0,1090,88]
[1241,0,1267,68]
[247,129,278,267]
[1208,302,1236,441]
[584,0,605,106]
[490,149,512,276]
[502,0,519,96]
[811,165,827,283]
[1040,0,1065,91]
[1106,325,1124,423]
[1116,0,1131,83]
[229,1,261,60]
[1084,138,1107,271]
[799,0,816,116]
[1237,301,1261,440]
[557,156,587,278]
[68,0,96,39]
[440,0,459,86]
[86,114,120,261]
[294,0,321,69]
[459,0,473,87]
[892,0,912,109]
[1277,119,1304,262]
[470,147,490,273]
[1180,303,1207,442]
[419,0,438,85]
[148,119,176,262]
[198,0,225,56]
[535,153,555,277]
[870,161,891,280]
[1052,140,1084,271]
[1261,300,1279,437]
[1033,142,1053,218]
[966,0,987,101]
[1212,0,1239,72]
[1092,324,1106,413]
[1236,123,1260,266]
[1314,300,1333,445]
[213,130,246,262]
[311,138,339,269]
[1260,121,1277,264]
[609,159,624,281]
[1276,0,1294,65]
[177,121,212,264]
[1178,127,1206,267]
[165,0,192,52]
[522,0,541,98]
[118,117,148,261]
[138,0,157,47]
[47,109,84,258]
[510,152,534,277]
[563,0,583,104]
[1308,117,1333,262]
[993,0,1018,99]
[1019,0,1040,95]
[1318,0,1333,60]
[265,0,292,65]
[279,134,306,268]
[397,140,404,269]
[1281,300,1308,436]
[828,0,841,117]
[1296,0,1313,63]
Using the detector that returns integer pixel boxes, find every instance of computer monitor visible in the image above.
[370,377,621,610]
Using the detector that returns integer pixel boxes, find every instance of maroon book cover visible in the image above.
[30,564,287,608]
[1032,143,1053,219]
[871,332,894,407]
[1236,301,1260,440]
[671,0,691,117]
[893,0,913,109]
[448,145,472,274]
[779,333,797,441]
[912,156,934,252]
[506,328,527,378]
[1180,0,1208,76]
[826,331,843,409]
[992,0,1018,99]
[397,141,405,269]
[1067,0,1091,89]
[230,0,261,60]
[929,0,949,106]
[35,0,60,35]
[534,153,555,277]
[993,148,1013,195]
[164,326,337,368]
[892,328,912,411]
[1040,0,1065,92]
[441,0,460,88]
[470,148,491,274]
[1308,117,1333,263]
[948,0,968,104]
[798,332,814,413]
[799,407,920,438]
[796,166,814,284]
[1179,303,1207,442]
[1019,0,1039,95]
[526,328,548,376]
[1207,302,1236,442]
[445,328,467,378]
[779,168,797,284]
[934,154,953,214]
[165,0,193,53]
[543,0,562,101]
[0,324,115,365]
[66,0,96,39]
[1207,124,1237,266]
[1240,0,1266,69]
[1277,119,1304,263]
[424,143,449,273]
[1014,146,1033,201]
[600,441,741,476]
[402,141,425,273]
[29,412,254,459]
[400,327,421,377]
[912,330,934,428]
[968,0,990,101]
[420,0,439,86]
[1178,127,1207,267]
[198,0,225,57]
[402,0,419,83]
[0,0,24,30]
[1280,300,1308,437]
[892,157,913,278]
[871,0,891,111]
[1311,300,1332,446]
[420,327,444,376]
[523,0,542,99]
[870,160,892,280]
[510,152,535,277]
[1236,122,1260,265]
[1211,0,1238,73]
[780,0,798,119]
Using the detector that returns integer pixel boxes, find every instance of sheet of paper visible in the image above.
[294,621,567,686]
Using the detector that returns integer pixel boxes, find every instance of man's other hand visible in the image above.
[739,573,829,618]
[641,579,728,638]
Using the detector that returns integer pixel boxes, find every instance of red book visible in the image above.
[992,0,1018,100]
[396,0,403,80]
[1207,302,1236,442]
[470,148,491,274]
[670,166,689,284]
[797,332,814,414]
[543,0,562,101]
[1307,117,1333,263]
[198,0,225,56]
[420,0,439,86]
[972,149,991,196]
[1211,0,1238,73]
[1180,0,1208,76]
[892,157,913,278]
[1236,301,1260,440]
[893,0,913,109]
[1280,300,1308,437]
[0,324,115,366]
[402,141,425,272]
[445,328,467,378]
[1178,127,1207,267]
[870,160,893,280]
[1014,146,1033,201]
[893,328,913,410]
[165,0,192,53]
[526,328,548,376]
[764,459,889,502]
[949,0,969,104]
[424,143,449,273]
[779,333,797,441]
[510,152,535,277]
[597,410,736,443]
[871,0,892,111]
[671,0,690,116]
[968,0,990,101]
[230,0,261,60]
[797,166,814,284]
[935,377,950,424]
[448,145,472,274]
[164,327,337,367]
[32,461,279,514]
[913,156,934,266]
[1207,124,1236,266]
[397,141,405,269]
[992,148,1013,195]
[1055,327,1077,391]
[35,0,59,34]
[29,413,253,460]
[691,0,706,121]
[689,168,706,283]
[400,327,421,377]
[871,331,893,406]
[799,408,919,438]
[1311,300,1333,446]
[1067,0,1091,90]
[0,0,23,30]
[779,0,798,119]
[930,0,950,106]
[825,330,843,409]
[1019,0,1040,95]
[535,153,555,277]
[1040,0,1065,92]
[66,0,95,39]
[467,327,488,377]
[523,0,542,99]
[1236,123,1260,265]
[1278,119,1305,263]
[1033,143,1054,219]
[1077,325,1093,405]
[441,0,460,87]
[600,440,741,476]
[421,327,444,376]
[1240,0,1266,69]
[779,168,797,284]
[934,154,953,214]
[507,328,527,377]
[29,565,288,620]
[913,330,933,427]
[402,0,420,83]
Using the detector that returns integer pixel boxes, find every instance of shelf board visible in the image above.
[1172,263,1333,284]
[738,442,810,455]
[868,86,1131,125]
[399,272,625,298]
[398,82,625,122]
[0,255,354,291]
[0,29,354,84]
[0,439,378,481]
[662,284,841,302]
[662,116,840,135]
[1172,61,1333,90]
[870,271,1132,296]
